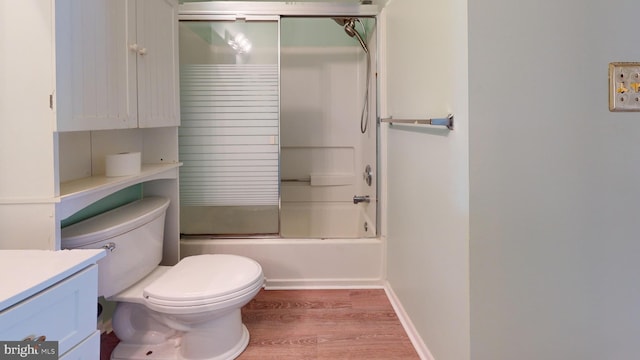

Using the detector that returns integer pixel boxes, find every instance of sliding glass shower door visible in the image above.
[178,18,280,236]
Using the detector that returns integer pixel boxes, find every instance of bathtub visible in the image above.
[180,202,383,289]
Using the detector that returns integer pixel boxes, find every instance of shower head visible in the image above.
[333,17,369,54]
[343,19,358,37]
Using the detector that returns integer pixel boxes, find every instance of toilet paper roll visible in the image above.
[105,152,141,177]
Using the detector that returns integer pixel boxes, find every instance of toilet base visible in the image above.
[110,324,250,360]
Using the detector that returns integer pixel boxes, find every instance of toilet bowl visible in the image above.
[61,197,264,360]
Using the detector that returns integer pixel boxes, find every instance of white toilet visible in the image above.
[61,197,264,360]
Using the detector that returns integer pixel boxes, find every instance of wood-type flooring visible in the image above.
[101,289,420,360]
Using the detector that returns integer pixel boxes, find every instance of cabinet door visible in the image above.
[0,266,98,355]
[0,0,57,201]
[55,0,138,131]
[135,0,180,128]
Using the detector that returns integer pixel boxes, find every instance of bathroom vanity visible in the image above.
[0,249,105,359]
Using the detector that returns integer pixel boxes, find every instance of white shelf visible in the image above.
[58,163,180,220]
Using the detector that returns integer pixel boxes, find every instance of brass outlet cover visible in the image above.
[609,62,640,111]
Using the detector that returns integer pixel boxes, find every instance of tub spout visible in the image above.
[353,195,370,204]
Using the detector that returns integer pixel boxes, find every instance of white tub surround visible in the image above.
[281,202,375,238]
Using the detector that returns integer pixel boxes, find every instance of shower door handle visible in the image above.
[353,195,370,204]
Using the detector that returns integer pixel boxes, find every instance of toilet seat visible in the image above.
[143,254,264,313]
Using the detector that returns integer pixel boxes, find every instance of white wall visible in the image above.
[382,0,469,359]
[469,0,640,359]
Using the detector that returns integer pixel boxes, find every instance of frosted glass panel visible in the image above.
[179,20,279,235]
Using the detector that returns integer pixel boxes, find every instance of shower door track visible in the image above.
[179,1,378,19]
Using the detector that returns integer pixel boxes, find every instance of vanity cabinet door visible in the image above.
[0,266,98,357]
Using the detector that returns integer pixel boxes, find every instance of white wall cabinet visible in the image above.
[135,0,180,128]
[0,0,180,265]
[56,0,180,131]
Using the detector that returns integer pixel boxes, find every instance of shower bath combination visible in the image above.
[333,17,371,134]
[179,6,378,239]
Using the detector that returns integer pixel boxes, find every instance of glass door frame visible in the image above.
[179,2,380,238]
[178,15,282,237]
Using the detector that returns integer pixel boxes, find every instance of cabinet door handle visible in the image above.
[129,43,139,52]
[22,335,46,341]
[138,47,147,56]
[102,242,116,252]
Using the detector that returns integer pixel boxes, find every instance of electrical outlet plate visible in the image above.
[609,62,640,111]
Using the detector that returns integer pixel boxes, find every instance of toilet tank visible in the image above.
[61,197,171,298]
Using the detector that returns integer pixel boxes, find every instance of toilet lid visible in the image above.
[143,254,263,304]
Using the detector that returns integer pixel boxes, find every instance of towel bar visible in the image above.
[379,114,453,130]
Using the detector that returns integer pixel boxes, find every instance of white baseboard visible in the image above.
[265,278,385,290]
[384,281,435,360]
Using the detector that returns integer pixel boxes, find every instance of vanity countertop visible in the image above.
[0,249,105,311]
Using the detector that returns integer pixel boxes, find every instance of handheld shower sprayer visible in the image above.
[333,18,369,54]
[332,17,371,134]
[343,19,369,54]
[333,17,371,134]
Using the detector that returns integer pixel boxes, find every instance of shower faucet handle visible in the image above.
[363,165,373,187]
